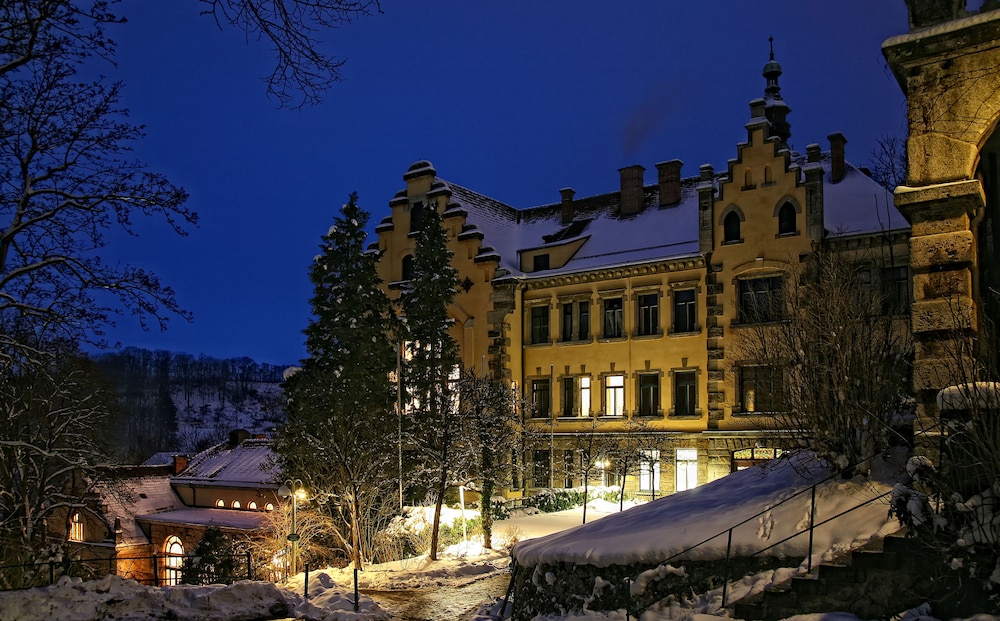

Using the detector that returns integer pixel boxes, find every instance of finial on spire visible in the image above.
[769,35,774,61]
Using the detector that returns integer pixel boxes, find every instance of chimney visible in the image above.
[655,160,683,206]
[560,188,576,224]
[806,143,821,164]
[618,164,645,216]
[172,454,189,475]
[828,132,847,183]
[229,428,250,446]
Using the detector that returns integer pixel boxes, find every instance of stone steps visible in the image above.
[732,530,933,621]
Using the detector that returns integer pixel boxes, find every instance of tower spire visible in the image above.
[761,36,791,148]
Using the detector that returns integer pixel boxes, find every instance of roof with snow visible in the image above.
[173,438,279,490]
[136,507,270,531]
[420,152,903,281]
[98,476,184,546]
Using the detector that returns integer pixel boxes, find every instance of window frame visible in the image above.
[603,374,625,417]
[737,275,783,324]
[672,370,698,417]
[602,297,624,339]
[531,378,551,418]
[636,292,660,337]
[636,372,660,417]
[777,202,797,236]
[639,449,661,493]
[69,513,84,542]
[529,305,550,345]
[561,376,575,417]
[671,288,697,334]
[738,365,784,414]
[533,450,551,488]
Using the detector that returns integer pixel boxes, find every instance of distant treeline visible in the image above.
[93,347,290,462]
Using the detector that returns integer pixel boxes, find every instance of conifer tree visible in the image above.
[400,202,463,560]
[278,192,399,570]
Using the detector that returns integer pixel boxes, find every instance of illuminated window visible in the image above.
[580,377,591,417]
[604,375,625,417]
[216,499,225,508]
[265,503,275,511]
[164,536,184,586]
[639,450,660,492]
[248,501,258,510]
[231,500,241,509]
[676,449,698,492]
[69,513,84,542]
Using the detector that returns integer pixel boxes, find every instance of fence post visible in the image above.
[807,484,817,574]
[304,563,309,600]
[722,527,734,607]
[49,560,54,585]
[246,551,252,581]
[625,576,632,621]
[152,552,159,587]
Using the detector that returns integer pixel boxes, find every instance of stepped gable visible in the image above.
[172,438,277,490]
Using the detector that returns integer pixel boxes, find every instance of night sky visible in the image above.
[100,1,910,365]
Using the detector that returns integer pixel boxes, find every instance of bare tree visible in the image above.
[201,0,381,107]
[0,341,117,587]
[731,249,913,474]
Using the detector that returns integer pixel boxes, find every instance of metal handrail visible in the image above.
[622,447,903,620]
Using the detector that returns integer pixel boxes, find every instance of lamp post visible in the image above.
[277,479,305,578]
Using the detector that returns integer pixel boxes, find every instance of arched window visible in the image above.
[778,202,796,235]
[69,513,84,542]
[164,536,184,586]
[231,500,241,509]
[265,503,275,511]
[764,165,773,184]
[248,501,258,510]
[401,254,414,281]
[743,168,753,189]
[215,499,225,508]
[723,211,742,243]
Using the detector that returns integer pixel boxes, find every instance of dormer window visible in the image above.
[533,254,550,271]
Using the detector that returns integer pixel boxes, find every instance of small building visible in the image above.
[59,431,282,585]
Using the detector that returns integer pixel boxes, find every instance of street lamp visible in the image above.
[277,478,305,577]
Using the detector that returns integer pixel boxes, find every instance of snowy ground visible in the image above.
[1,454,997,621]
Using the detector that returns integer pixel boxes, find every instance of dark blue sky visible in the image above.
[101,1,910,365]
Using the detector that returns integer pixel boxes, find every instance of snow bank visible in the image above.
[512,452,899,568]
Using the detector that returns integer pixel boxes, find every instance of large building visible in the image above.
[373,52,911,498]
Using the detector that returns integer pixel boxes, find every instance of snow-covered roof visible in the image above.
[141,452,176,467]
[511,451,898,568]
[430,153,904,281]
[99,476,184,546]
[136,507,270,531]
[173,439,278,490]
